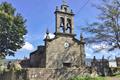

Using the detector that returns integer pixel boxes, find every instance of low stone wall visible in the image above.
[26,67,89,80]
[0,70,27,80]
[0,67,90,80]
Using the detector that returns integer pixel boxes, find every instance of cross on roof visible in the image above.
[62,0,67,5]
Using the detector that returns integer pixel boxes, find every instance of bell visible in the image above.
[67,23,71,27]
[60,22,64,27]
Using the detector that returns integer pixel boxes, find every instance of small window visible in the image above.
[63,63,71,67]
[64,7,67,12]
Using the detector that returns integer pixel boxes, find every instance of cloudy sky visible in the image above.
[0,0,119,59]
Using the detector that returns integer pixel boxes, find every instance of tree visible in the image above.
[82,0,120,52]
[0,2,27,58]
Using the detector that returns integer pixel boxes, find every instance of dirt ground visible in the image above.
[106,77,120,80]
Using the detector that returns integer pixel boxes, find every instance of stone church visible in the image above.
[30,2,85,69]
[0,2,88,80]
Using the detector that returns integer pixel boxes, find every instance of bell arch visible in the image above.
[66,18,72,33]
[55,2,74,34]
[60,17,65,33]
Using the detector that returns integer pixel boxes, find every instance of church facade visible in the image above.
[0,2,89,80]
[30,2,85,69]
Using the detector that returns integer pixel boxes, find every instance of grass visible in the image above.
[70,74,120,80]
[113,73,120,78]
[70,76,105,80]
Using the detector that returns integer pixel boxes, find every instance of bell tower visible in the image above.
[54,0,75,34]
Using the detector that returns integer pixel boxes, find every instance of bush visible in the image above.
[70,76,105,80]
[0,59,5,72]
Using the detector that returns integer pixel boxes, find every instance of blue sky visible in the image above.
[0,0,119,59]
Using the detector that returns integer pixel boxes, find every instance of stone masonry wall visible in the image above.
[0,70,27,80]
[46,35,85,68]
[0,67,89,80]
[26,67,89,80]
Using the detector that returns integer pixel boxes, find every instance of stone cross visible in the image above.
[62,0,67,5]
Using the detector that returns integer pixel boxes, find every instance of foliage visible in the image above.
[0,2,27,58]
[0,59,5,72]
[70,76,105,80]
[82,0,120,52]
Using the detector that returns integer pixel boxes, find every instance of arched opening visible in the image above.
[64,7,67,12]
[66,18,72,33]
[60,17,65,33]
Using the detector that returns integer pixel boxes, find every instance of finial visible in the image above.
[45,28,50,39]
[62,0,67,5]
[102,55,105,60]
[80,33,83,39]
[71,9,73,13]
[46,28,49,35]
[93,56,96,60]
[56,6,58,11]
[80,33,85,43]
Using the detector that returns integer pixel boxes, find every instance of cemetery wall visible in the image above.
[0,67,89,80]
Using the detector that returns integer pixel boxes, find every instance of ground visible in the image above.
[106,77,120,80]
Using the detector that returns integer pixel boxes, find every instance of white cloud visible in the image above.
[92,43,109,50]
[22,42,34,51]
[49,33,55,39]
[86,53,92,57]
[44,33,55,39]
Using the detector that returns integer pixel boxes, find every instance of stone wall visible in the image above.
[30,46,46,68]
[26,67,89,80]
[0,67,89,80]
[45,34,85,68]
[0,70,27,80]
[116,57,120,67]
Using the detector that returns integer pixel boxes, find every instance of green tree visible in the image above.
[0,2,27,58]
[82,0,120,52]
